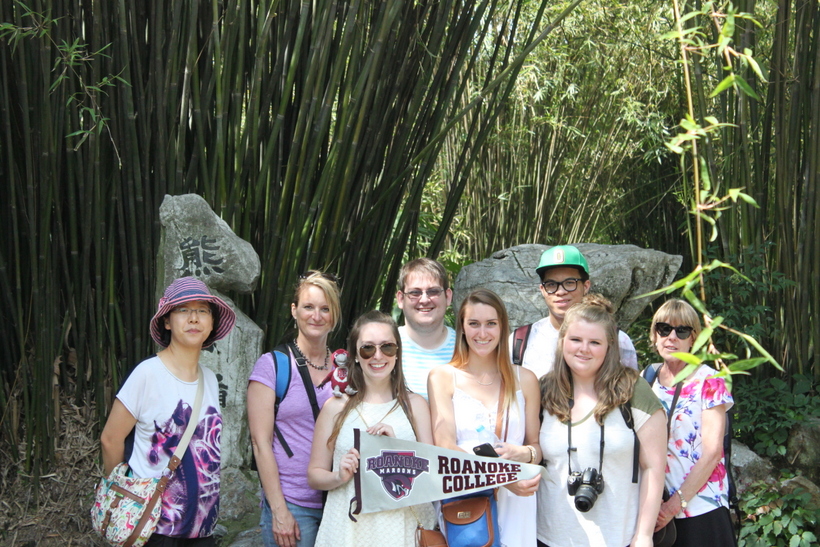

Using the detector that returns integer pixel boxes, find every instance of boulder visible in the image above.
[157,194,261,293]
[730,440,776,495]
[156,193,264,469]
[218,468,260,521]
[453,243,682,330]
[787,417,820,483]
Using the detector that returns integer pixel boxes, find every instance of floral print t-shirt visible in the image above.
[650,364,733,518]
[117,356,221,538]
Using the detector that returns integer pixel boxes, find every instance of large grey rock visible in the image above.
[730,440,775,495]
[219,468,260,521]
[196,297,263,468]
[453,244,682,330]
[787,417,820,483]
[155,193,264,469]
[158,193,261,293]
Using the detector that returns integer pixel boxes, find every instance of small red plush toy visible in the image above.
[323,349,357,397]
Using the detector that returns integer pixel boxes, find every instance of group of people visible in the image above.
[99,246,737,547]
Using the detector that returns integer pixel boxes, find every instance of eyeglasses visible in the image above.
[358,343,399,359]
[541,278,582,294]
[654,322,694,339]
[172,306,212,317]
[402,288,445,300]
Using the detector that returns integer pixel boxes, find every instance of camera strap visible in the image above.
[566,414,604,476]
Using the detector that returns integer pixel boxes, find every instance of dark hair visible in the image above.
[327,311,416,446]
[450,289,516,415]
[398,258,450,291]
[540,294,637,424]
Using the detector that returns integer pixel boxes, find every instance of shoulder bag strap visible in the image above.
[494,376,510,442]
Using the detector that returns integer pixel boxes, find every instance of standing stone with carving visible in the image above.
[453,243,682,330]
[156,193,263,469]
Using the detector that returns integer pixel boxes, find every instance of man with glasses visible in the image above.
[511,245,638,378]
[396,258,456,399]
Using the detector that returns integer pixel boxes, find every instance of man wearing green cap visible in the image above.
[510,245,638,378]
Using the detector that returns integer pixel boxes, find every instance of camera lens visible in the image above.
[574,485,598,512]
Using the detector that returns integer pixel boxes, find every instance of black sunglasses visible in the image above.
[654,322,694,340]
[358,343,399,359]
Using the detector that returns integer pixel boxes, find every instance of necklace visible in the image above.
[292,339,330,371]
[468,366,497,386]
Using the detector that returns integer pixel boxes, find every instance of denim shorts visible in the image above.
[260,498,323,547]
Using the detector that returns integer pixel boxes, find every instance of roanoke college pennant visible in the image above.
[348,429,546,518]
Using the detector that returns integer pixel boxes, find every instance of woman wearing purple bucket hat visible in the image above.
[100,277,236,546]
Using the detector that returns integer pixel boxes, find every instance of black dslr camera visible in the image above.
[566,467,605,512]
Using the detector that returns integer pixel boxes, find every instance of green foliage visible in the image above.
[739,474,819,547]
[733,375,820,459]
[703,243,795,354]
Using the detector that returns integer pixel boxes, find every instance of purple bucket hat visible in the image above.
[150,277,236,348]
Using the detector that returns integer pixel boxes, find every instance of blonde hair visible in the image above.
[327,311,416,446]
[451,289,516,415]
[540,294,638,424]
[649,298,702,351]
[292,270,342,331]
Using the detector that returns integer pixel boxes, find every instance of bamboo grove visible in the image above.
[435,0,819,381]
[0,0,579,480]
[1,0,818,485]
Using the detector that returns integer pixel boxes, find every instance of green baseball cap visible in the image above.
[535,245,589,278]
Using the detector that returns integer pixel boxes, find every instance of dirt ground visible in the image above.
[0,398,103,546]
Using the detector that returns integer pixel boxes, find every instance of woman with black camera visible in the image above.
[537,295,666,547]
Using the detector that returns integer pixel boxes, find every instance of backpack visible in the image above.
[512,324,533,366]
[641,364,741,530]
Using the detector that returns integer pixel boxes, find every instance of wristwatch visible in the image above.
[677,489,688,509]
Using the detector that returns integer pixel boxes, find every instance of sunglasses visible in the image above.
[300,270,340,284]
[358,343,399,359]
[654,322,694,340]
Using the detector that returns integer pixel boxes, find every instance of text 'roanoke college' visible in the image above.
[437,456,523,493]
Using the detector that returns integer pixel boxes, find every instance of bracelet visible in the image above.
[676,489,688,509]
[526,444,537,464]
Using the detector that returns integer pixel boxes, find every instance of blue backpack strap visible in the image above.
[272,344,294,458]
[512,324,533,366]
[642,363,662,386]
[273,349,291,401]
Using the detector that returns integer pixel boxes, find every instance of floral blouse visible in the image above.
[650,364,734,518]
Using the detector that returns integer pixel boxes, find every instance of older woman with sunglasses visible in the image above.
[308,311,436,546]
[647,299,736,547]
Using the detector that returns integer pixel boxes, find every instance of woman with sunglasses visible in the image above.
[247,271,342,547]
[428,288,543,546]
[307,310,436,546]
[648,299,736,546]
